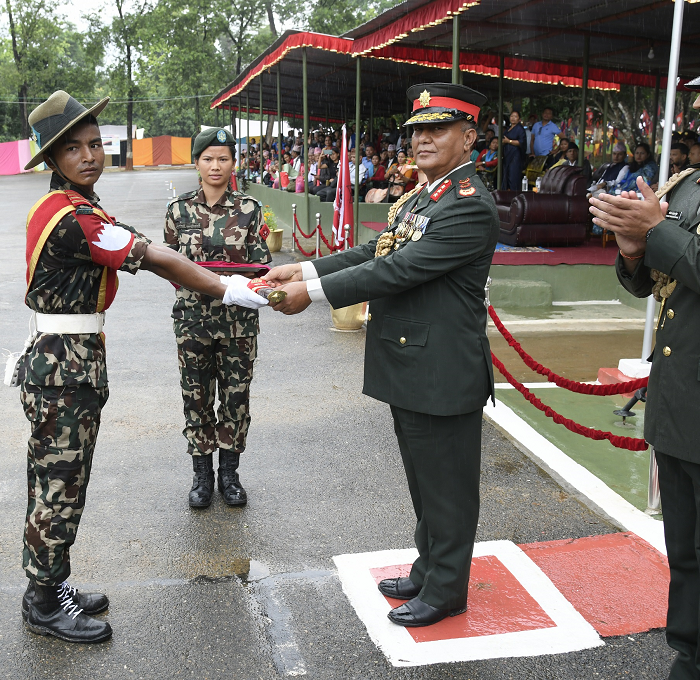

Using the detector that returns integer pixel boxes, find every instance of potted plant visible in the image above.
[263,206,284,252]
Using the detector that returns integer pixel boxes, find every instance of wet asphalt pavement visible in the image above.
[0,169,673,679]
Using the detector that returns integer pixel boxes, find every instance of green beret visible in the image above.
[193,127,236,157]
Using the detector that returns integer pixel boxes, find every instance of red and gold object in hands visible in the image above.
[171,262,270,290]
[247,277,287,304]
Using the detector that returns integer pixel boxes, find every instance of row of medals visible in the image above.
[392,218,423,249]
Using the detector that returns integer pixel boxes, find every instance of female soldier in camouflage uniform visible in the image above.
[164,128,271,508]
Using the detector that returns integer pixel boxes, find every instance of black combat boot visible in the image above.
[189,454,215,507]
[22,580,109,620]
[25,583,112,643]
[218,450,247,506]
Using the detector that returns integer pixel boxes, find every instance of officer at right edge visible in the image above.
[589,74,700,679]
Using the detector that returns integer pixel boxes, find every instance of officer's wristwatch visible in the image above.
[645,227,655,242]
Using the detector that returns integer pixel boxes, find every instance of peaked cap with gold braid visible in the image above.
[404,83,486,127]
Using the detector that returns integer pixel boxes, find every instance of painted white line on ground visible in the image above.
[489,318,643,326]
[484,399,666,555]
[551,300,622,306]
[495,382,561,389]
[333,542,603,667]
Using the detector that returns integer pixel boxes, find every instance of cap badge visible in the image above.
[216,129,227,143]
[419,90,431,108]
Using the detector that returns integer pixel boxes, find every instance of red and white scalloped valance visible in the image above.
[211,33,353,110]
[351,0,479,56]
[368,45,676,92]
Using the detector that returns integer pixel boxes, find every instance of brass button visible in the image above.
[696,225,700,235]
[399,337,407,345]
[367,313,372,321]
[667,309,675,319]
[663,346,672,357]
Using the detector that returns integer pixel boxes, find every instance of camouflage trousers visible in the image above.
[20,383,108,586]
[176,335,256,456]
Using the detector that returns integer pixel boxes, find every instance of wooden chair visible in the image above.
[601,228,616,248]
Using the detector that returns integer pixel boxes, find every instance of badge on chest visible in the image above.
[395,211,430,244]
[375,211,431,257]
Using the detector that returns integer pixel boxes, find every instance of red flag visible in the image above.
[333,124,354,250]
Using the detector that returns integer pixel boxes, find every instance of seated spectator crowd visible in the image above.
[236,124,422,203]
[234,114,700,218]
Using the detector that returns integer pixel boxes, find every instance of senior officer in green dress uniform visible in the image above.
[165,127,271,508]
[264,83,499,627]
[590,75,700,679]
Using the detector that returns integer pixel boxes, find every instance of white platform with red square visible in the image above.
[334,540,602,667]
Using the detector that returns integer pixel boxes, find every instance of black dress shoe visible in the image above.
[25,584,112,643]
[387,596,467,628]
[378,577,421,600]
[22,580,109,620]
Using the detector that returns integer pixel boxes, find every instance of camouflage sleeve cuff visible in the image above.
[119,233,151,275]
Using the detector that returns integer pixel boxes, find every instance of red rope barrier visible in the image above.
[491,352,648,451]
[293,212,315,239]
[292,232,317,257]
[318,228,341,253]
[488,306,648,396]
[293,211,341,255]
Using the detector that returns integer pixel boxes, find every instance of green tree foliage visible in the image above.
[1,0,693,161]
[94,0,154,168]
[304,0,397,35]
[0,0,103,140]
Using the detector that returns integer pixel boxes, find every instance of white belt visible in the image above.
[33,312,105,334]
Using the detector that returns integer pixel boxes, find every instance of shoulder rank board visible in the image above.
[457,178,476,198]
[430,179,451,202]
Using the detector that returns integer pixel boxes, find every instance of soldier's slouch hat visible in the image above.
[404,83,487,127]
[24,90,109,170]
[193,127,236,158]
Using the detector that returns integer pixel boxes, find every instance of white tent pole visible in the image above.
[641,0,685,362]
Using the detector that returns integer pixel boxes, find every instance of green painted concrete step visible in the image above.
[490,279,553,308]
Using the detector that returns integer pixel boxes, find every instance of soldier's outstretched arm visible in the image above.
[142,244,268,308]
[141,243,226,298]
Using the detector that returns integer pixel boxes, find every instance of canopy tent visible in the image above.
[210,0,700,243]
[346,0,700,86]
[212,0,700,119]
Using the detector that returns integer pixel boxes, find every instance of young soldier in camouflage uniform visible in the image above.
[18,91,266,643]
[164,127,271,508]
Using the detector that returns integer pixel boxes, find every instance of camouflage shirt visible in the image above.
[21,174,151,388]
[164,187,271,339]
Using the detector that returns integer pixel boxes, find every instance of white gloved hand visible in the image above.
[220,274,269,309]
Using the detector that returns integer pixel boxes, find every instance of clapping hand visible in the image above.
[589,176,667,257]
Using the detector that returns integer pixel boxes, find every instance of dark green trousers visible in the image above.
[657,451,700,680]
[391,405,482,611]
